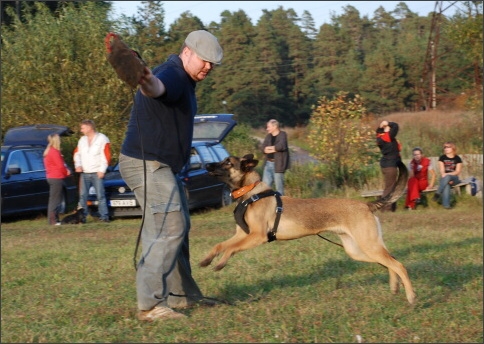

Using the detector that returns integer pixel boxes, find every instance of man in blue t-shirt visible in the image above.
[119,30,223,321]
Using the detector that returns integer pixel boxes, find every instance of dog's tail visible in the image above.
[367,160,408,213]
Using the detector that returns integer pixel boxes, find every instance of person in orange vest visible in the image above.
[405,147,436,210]
[73,119,111,222]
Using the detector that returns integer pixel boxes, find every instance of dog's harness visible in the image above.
[233,189,283,242]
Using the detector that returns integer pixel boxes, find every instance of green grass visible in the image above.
[1,194,482,343]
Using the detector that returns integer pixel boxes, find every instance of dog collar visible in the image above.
[231,181,261,199]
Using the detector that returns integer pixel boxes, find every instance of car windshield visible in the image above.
[193,122,227,138]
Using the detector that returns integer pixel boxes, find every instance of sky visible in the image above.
[110,1,458,29]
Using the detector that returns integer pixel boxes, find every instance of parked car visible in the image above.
[1,124,78,219]
[87,114,236,218]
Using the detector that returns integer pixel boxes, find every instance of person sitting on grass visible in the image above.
[405,147,436,210]
[433,142,462,209]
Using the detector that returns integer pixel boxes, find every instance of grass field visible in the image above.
[1,193,482,343]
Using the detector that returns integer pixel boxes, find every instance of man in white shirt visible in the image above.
[73,119,111,222]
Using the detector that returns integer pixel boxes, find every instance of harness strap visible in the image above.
[233,190,283,241]
[268,193,283,242]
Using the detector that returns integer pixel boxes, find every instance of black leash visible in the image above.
[317,233,343,248]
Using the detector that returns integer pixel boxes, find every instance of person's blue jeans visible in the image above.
[79,172,109,220]
[119,153,202,311]
[262,161,285,195]
[437,175,461,208]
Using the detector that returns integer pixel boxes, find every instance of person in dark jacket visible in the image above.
[119,30,223,321]
[261,119,290,195]
[376,120,400,211]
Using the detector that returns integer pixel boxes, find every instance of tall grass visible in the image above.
[381,109,483,157]
[1,196,482,343]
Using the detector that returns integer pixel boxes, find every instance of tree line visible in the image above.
[1,1,482,160]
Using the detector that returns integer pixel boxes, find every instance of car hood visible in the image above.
[2,124,74,146]
[193,114,236,143]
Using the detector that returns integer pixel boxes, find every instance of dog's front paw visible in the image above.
[213,262,227,271]
[199,258,213,268]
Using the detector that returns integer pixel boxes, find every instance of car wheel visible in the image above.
[220,184,232,207]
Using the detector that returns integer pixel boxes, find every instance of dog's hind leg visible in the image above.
[339,234,416,305]
[370,251,416,305]
[370,217,402,296]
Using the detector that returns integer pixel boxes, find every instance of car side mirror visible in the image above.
[7,167,21,175]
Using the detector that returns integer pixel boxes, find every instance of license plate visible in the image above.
[110,199,136,207]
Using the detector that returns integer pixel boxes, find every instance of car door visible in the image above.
[183,145,226,208]
[2,148,48,214]
[180,147,213,209]
[23,148,51,210]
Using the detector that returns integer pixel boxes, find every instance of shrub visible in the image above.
[307,92,379,188]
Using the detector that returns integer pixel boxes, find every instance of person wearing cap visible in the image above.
[118,30,223,321]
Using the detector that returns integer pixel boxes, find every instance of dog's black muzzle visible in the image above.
[205,162,219,173]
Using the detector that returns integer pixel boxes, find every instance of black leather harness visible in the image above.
[233,190,283,242]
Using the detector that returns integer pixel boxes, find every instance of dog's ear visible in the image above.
[241,154,259,172]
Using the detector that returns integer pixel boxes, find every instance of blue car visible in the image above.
[87,114,236,218]
[1,124,78,219]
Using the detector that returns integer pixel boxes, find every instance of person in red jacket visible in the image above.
[405,147,436,210]
[43,134,71,225]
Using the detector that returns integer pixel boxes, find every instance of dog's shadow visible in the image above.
[216,237,482,307]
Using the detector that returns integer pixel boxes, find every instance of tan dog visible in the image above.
[201,154,416,305]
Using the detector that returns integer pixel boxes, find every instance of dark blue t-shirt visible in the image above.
[121,55,197,173]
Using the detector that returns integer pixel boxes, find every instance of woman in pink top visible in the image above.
[43,134,71,225]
